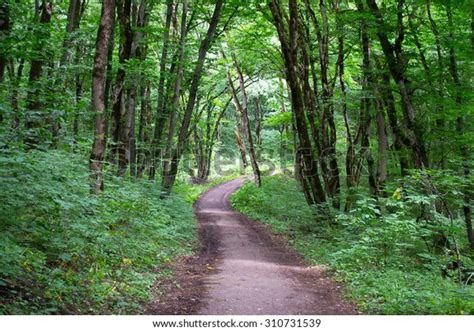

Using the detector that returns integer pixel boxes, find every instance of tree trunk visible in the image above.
[226,51,261,186]
[375,56,410,175]
[162,0,188,176]
[254,98,263,161]
[269,0,326,205]
[0,1,10,87]
[53,0,85,148]
[149,0,174,180]
[161,0,224,196]
[90,0,116,193]
[109,0,133,174]
[60,0,83,67]
[367,0,428,169]
[375,97,388,194]
[137,83,151,177]
[9,59,25,129]
[25,1,52,148]
[446,2,473,250]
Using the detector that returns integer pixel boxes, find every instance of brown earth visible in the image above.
[146,178,357,315]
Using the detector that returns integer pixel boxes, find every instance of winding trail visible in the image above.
[194,178,356,315]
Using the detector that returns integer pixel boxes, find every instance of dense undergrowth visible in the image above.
[231,175,474,314]
[0,149,199,314]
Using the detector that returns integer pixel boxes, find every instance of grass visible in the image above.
[231,175,474,314]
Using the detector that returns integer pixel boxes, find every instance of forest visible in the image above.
[0,0,473,315]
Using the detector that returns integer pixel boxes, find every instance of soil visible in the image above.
[145,178,357,315]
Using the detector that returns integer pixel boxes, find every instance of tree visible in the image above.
[90,0,116,193]
[25,0,52,148]
[161,0,225,196]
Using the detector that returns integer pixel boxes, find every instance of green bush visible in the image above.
[0,149,197,314]
[231,175,474,314]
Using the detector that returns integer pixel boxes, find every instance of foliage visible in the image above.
[231,175,474,314]
[0,149,197,314]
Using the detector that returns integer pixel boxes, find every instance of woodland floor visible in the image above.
[146,178,357,315]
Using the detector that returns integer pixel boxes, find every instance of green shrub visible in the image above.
[231,175,474,314]
[0,149,197,314]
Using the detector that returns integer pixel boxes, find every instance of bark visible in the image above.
[375,56,410,175]
[109,0,133,175]
[318,0,341,204]
[228,51,261,186]
[366,0,428,169]
[446,2,473,250]
[192,99,219,183]
[126,0,147,178]
[0,1,10,86]
[9,59,25,129]
[269,0,326,205]
[90,0,116,193]
[25,1,52,148]
[149,0,174,180]
[375,97,388,194]
[254,98,263,161]
[161,0,224,195]
[137,82,152,178]
[202,97,232,180]
[72,55,83,151]
[415,2,446,166]
[162,0,188,176]
[123,87,136,177]
[338,5,362,210]
[234,122,248,169]
[60,0,83,66]
[278,78,289,173]
[60,0,86,150]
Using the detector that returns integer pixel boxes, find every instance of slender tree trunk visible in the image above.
[123,87,136,177]
[234,123,248,169]
[137,83,152,177]
[162,0,188,175]
[25,1,52,148]
[72,59,83,151]
[161,0,224,195]
[269,0,326,205]
[90,0,116,193]
[10,59,25,129]
[60,0,84,67]
[149,0,174,180]
[254,98,263,161]
[0,2,10,87]
[375,97,388,195]
[446,2,473,249]
[314,0,340,205]
[201,96,231,180]
[52,0,85,148]
[367,0,428,169]
[108,0,133,173]
[375,56,409,175]
[226,51,261,186]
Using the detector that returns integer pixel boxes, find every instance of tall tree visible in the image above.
[268,0,326,205]
[25,0,52,148]
[109,0,133,176]
[161,0,225,195]
[225,50,261,186]
[0,1,10,86]
[366,0,428,169]
[90,0,116,193]
[149,0,174,180]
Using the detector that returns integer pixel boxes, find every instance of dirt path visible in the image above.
[193,178,356,315]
